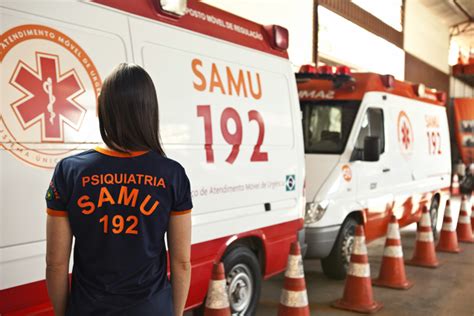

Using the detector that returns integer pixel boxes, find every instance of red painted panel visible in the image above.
[0,218,303,314]
[91,0,288,59]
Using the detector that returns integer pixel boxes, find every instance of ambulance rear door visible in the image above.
[1,0,131,294]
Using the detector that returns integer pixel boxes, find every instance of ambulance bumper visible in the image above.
[304,225,340,258]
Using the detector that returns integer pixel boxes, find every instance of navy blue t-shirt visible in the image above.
[46,147,193,316]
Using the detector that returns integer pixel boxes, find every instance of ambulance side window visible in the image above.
[353,108,385,159]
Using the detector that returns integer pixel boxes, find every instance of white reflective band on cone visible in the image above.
[442,222,454,231]
[445,206,453,218]
[352,236,368,255]
[205,279,230,309]
[348,262,370,277]
[467,206,473,216]
[280,289,309,307]
[383,245,403,258]
[459,215,471,224]
[386,223,401,239]
[462,201,469,214]
[285,255,305,278]
[417,231,434,242]
[420,213,432,227]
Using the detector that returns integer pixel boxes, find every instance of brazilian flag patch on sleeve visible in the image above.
[46,187,54,201]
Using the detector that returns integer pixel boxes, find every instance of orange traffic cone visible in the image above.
[373,215,414,290]
[406,205,440,268]
[278,241,310,316]
[471,192,474,231]
[457,196,474,243]
[471,205,474,232]
[333,225,383,313]
[436,200,462,253]
[204,262,231,316]
[451,174,460,195]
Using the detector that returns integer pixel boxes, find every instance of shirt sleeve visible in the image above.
[170,165,193,216]
[45,160,68,217]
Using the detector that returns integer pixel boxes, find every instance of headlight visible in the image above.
[305,200,329,224]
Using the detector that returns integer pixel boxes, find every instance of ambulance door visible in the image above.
[1,1,131,296]
[353,106,394,240]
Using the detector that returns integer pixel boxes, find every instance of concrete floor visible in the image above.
[186,197,474,315]
[257,197,474,316]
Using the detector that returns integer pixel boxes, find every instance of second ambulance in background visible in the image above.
[298,65,451,279]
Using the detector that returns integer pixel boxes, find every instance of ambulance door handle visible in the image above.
[382,168,391,173]
[264,203,271,211]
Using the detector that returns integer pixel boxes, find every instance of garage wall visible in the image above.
[404,0,450,74]
[450,77,474,98]
[201,0,314,67]
[318,6,405,79]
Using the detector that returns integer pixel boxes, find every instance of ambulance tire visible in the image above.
[321,217,357,280]
[223,246,261,316]
[429,197,440,240]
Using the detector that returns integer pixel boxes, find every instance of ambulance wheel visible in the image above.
[429,197,440,240]
[321,217,357,280]
[223,246,261,316]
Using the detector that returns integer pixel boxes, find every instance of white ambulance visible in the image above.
[297,65,451,279]
[0,1,306,314]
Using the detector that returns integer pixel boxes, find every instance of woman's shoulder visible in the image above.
[149,152,185,170]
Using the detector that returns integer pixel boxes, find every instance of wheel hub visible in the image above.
[227,264,253,315]
[342,234,355,268]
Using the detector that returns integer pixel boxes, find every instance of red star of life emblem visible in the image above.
[9,52,86,142]
[401,122,411,149]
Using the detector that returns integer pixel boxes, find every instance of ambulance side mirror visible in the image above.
[363,136,380,162]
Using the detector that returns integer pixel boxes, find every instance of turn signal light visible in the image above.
[264,25,289,51]
[436,91,447,104]
[380,74,395,88]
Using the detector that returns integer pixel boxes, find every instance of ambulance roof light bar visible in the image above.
[157,0,187,17]
[335,65,351,76]
[296,64,355,89]
[318,65,334,75]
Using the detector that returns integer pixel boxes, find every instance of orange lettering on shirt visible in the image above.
[117,186,139,207]
[156,177,166,188]
[78,195,95,215]
[98,186,115,207]
[144,175,153,186]
[82,176,90,187]
[140,195,159,216]
[91,175,99,185]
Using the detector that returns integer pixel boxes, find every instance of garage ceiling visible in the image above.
[417,0,474,51]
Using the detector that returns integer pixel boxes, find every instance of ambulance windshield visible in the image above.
[302,101,360,154]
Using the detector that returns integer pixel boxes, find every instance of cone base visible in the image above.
[278,305,310,316]
[332,299,383,314]
[436,245,462,253]
[405,259,440,269]
[458,237,474,243]
[372,278,414,290]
